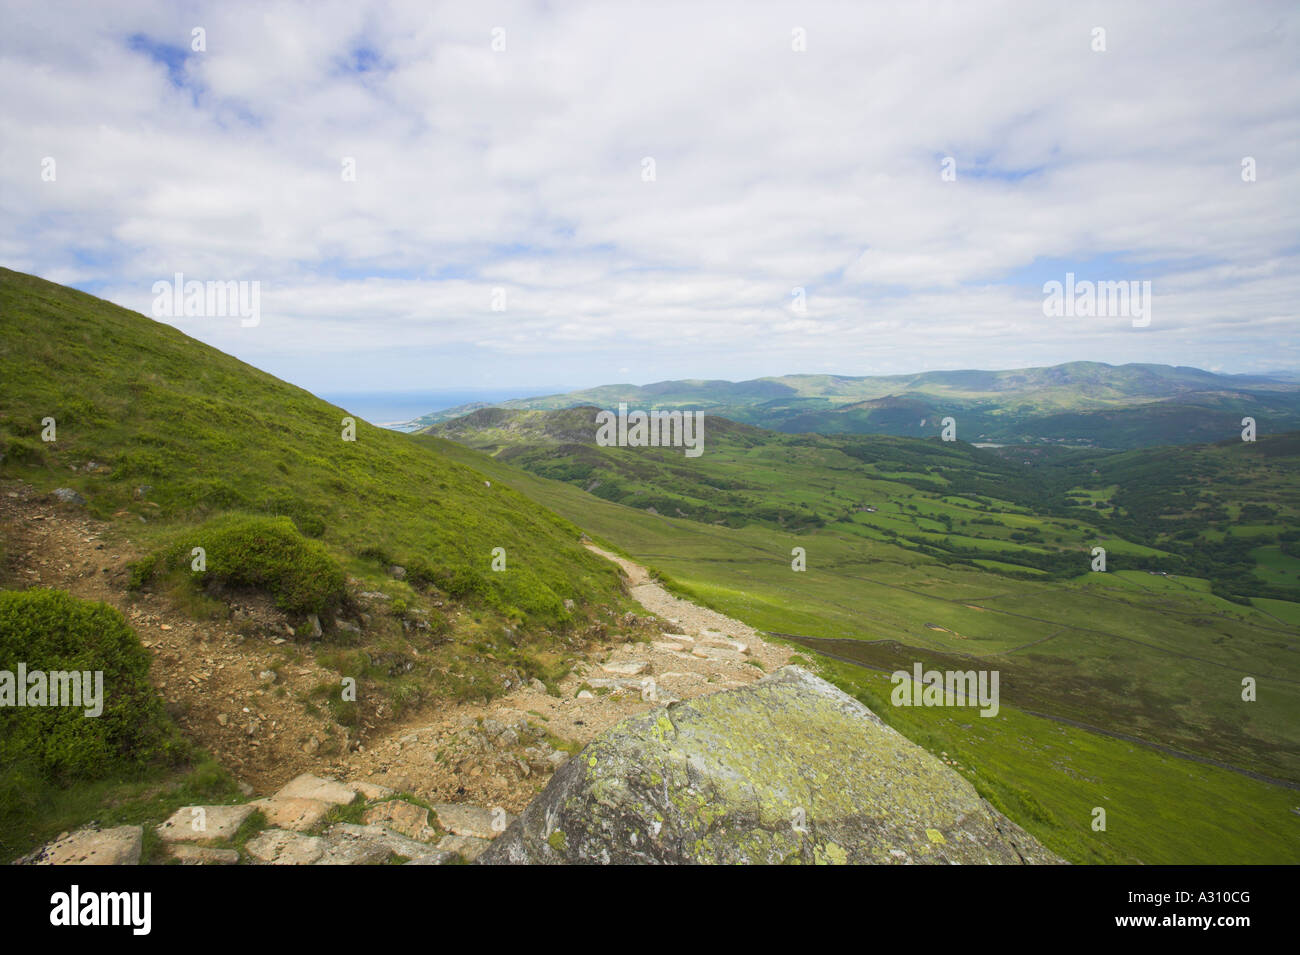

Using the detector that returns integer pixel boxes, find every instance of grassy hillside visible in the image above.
[0,268,626,626]
[412,362,1300,449]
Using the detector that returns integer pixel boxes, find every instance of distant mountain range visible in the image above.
[409,362,1300,449]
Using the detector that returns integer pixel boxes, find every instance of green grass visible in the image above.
[0,268,629,630]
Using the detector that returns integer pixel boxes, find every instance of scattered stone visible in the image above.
[52,488,85,505]
[389,565,406,580]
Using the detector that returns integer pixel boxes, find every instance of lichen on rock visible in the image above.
[479,666,1063,865]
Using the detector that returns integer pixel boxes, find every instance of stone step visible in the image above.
[245,828,325,865]
[691,645,748,663]
[168,845,239,865]
[317,824,454,865]
[19,825,142,865]
[273,773,360,806]
[432,804,516,840]
[697,635,749,653]
[250,796,334,832]
[156,804,255,843]
[362,800,436,841]
[601,661,649,676]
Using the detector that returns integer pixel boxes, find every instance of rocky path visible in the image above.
[4,480,792,863]
[335,544,792,814]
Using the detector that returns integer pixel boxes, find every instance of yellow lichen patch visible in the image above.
[814,842,848,865]
[926,828,946,844]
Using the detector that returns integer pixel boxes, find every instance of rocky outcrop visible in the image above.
[479,666,1063,865]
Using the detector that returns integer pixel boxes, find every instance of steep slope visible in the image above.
[0,267,624,623]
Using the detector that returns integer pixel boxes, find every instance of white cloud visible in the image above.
[2,0,1297,393]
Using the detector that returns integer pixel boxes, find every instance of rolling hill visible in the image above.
[410,363,1300,449]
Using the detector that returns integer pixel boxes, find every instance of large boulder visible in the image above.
[479,666,1063,865]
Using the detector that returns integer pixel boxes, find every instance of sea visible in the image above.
[317,389,560,431]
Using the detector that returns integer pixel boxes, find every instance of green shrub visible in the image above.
[0,589,184,783]
[133,514,347,615]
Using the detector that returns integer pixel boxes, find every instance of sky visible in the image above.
[2,0,1298,402]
